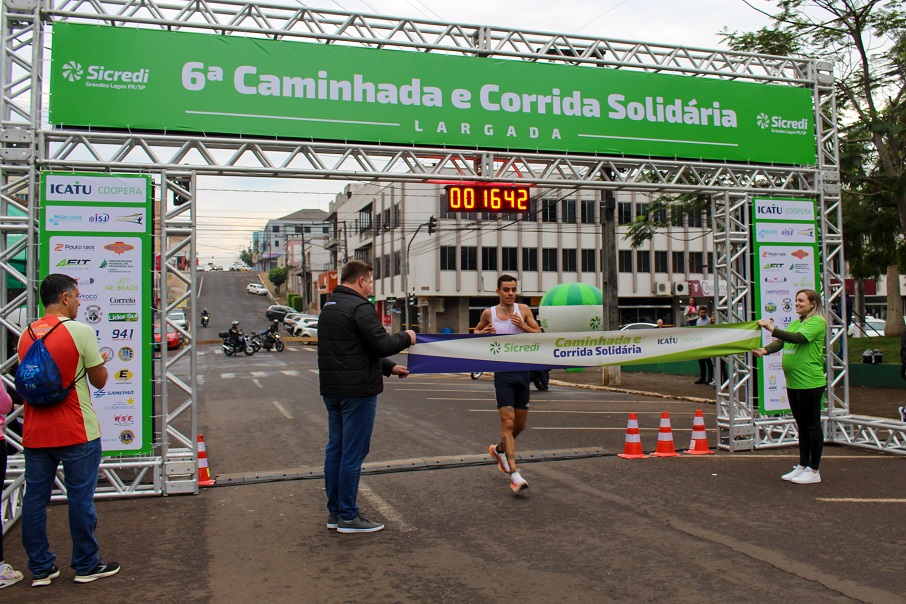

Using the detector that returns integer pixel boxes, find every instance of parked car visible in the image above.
[265,305,297,322]
[283,312,318,333]
[167,309,188,330]
[848,318,886,337]
[293,322,318,344]
[619,322,659,330]
[247,283,269,295]
[153,323,180,350]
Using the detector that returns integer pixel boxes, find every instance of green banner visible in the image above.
[39,172,153,456]
[49,23,816,165]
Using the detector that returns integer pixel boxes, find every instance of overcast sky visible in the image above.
[198,0,775,265]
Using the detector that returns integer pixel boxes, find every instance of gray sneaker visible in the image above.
[327,513,339,529]
[337,515,384,534]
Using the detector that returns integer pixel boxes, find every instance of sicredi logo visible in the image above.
[63,61,150,85]
[62,61,83,82]
[755,113,809,133]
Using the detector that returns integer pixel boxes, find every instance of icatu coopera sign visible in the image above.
[49,22,817,165]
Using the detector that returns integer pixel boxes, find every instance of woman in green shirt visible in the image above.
[752,289,827,485]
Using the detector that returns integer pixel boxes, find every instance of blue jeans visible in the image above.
[323,395,377,521]
[22,438,102,575]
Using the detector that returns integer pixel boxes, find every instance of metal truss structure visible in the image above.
[3,0,905,532]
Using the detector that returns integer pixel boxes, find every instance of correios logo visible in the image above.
[62,61,82,82]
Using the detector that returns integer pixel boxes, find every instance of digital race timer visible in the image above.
[445,184,531,213]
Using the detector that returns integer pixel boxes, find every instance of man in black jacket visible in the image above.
[318,260,416,533]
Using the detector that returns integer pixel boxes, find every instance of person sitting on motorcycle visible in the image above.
[267,319,280,336]
[228,320,243,348]
[200,308,210,326]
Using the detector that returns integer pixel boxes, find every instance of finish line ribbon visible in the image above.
[408,322,761,374]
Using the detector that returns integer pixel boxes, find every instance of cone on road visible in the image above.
[686,410,715,455]
[197,433,215,487]
[617,413,648,459]
[651,412,680,457]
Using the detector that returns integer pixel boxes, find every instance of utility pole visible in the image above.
[403,216,436,331]
[601,190,621,386]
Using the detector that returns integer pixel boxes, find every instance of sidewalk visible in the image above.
[550,368,903,420]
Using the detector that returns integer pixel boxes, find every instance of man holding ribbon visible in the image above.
[474,274,542,493]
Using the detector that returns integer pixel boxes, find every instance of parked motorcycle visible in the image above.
[218,331,255,356]
[250,329,285,352]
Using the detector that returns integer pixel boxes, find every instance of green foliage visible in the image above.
[268,266,287,293]
[286,293,298,308]
[623,193,711,248]
[291,296,305,312]
[239,248,253,267]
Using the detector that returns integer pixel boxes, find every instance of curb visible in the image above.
[547,379,715,405]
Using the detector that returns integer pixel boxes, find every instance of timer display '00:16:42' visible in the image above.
[445,185,530,212]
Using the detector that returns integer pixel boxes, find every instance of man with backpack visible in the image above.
[16,274,119,587]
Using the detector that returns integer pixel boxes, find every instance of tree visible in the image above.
[722,0,906,335]
[268,266,287,295]
[239,247,253,267]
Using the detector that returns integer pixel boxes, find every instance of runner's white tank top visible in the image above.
[491,305,526,335]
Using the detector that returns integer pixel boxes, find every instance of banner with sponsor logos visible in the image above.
[40,172,153,455]
[752,198,819,414]
[409,323,760,373]
[49,22,816,165]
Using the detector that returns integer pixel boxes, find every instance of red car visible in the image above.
[153,323,180,350]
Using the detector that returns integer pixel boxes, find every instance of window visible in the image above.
[655,251,669,273]
[440,246,456,270]
[272,226,280,233]
[687,209,704,228]
[636,203,649,220]
[618,250,633,272]
[562,248,577,272]
[618,202,633,225]
[562,199,577,224]
[393,203,401,228]
[689,252,704,273]
[383,255,391,278]
[461,246,478,271]
[636,250,651,273]
[670,208,685,227]
[482,247,498,271]
[522,247,538,272]
[542,248,558,271]
[581,200,596,224]
[502,247,518,271]
[672,251,685,273]
[653,207,667,222]
[440,192,454,219]
[374,256,382,280]
[541,199,558,222]
[581,249,596,272]
[393,251,401,276]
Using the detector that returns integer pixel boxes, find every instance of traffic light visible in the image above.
[172,179,192,206]
[427,216,437,235]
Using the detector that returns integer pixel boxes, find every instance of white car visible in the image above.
[848,318,886,337]
[167,309,188,330]
[293,321,318,344]
[246,283,268,295]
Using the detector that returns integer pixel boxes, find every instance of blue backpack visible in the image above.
[15,320,85,407]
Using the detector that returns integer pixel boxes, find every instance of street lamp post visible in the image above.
[402,223,425,331]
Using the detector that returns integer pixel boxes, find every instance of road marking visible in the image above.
[359,482,416,532]
[816,498,906,503]
[221,372,236,379]
[250,371,268,377]
[467,409,700,414]
[308,369,320,375]
[272,401,293,419]
[532,427,695,431]
[252,379,263,389]
[398,389,495,392]
[280,370,301,376]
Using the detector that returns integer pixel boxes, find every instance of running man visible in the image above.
[474,274,542,492]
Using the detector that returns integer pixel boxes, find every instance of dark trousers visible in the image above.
[698,358,714,381]
[788,386,825,470]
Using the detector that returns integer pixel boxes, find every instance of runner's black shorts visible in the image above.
[493,371,531,410]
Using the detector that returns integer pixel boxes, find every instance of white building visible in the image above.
[326,180,717,333]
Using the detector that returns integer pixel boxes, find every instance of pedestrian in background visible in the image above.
[753,289,827,485]
[17,274,119,586]
[318,261,415,533]
[0,383,23,589]
[684,297,698,326]
[693,306,714,385]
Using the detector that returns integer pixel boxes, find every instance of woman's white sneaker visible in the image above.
[781,465,805,481]
[791,468,821,484]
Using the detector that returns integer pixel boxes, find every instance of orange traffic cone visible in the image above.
[617,413,648,459]
[197,433,215,487]
[651,412,680,457]
[686,410,715,455]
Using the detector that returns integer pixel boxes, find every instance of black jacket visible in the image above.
[318,285,412,396]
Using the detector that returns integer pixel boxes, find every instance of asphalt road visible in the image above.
[4,271,904,603]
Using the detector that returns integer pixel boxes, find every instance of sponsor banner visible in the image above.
[408,323,760,373]
[40,172,153,455]
[45,205,147,233]
[49,22,816,165]
[44,173,148,203]
[751,198,820,414]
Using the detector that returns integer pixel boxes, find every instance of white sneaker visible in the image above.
[0,562,24,589]
[509,471,529,493]
[781,465,805,481]
[489,445,510,473]
[791,468,821,484]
